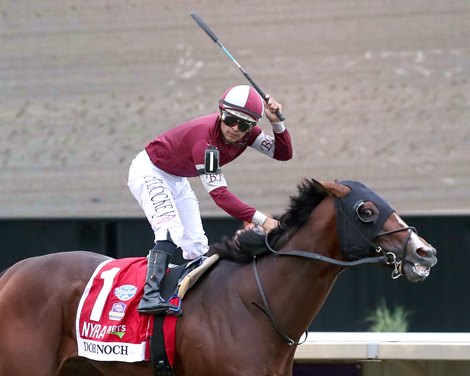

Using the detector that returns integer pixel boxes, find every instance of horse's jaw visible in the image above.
[403,262,432,282]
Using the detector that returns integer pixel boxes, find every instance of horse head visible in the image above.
[328,180,438,282]
[214,178,437,284]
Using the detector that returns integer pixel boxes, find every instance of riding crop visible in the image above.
[190,12,286,121]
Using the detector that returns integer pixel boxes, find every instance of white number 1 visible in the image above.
[90,267,120,322]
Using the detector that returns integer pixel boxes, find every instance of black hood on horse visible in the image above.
[335,180,395,259]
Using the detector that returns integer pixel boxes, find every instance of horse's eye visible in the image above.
[354,201,376,224]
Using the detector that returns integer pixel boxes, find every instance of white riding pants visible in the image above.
[127,150,209,260]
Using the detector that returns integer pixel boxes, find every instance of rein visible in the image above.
[251,256,308,346]
[251,234,391,346]
[251,226,415,346]
[249,181,417,346]
[264,235,390,266]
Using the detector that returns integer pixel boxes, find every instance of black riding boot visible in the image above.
[137,241,180,315]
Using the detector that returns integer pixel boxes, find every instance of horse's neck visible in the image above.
[263,202,344,337]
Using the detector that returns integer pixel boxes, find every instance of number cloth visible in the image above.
[76,258,177,364]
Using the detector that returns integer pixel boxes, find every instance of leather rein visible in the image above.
[251,223,416,346]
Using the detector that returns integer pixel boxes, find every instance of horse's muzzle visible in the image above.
[403,245,437,282]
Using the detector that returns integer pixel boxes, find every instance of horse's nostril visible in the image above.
[417,247,431,258]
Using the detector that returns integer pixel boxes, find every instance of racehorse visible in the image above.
[0,179,437,376]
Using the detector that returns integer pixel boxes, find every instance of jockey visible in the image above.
[128,85,293,314]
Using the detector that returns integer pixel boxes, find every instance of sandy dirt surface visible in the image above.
[1,0,469,218]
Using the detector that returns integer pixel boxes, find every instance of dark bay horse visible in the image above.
[0,179,437,376]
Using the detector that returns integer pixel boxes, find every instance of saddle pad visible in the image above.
[76,257,154,362]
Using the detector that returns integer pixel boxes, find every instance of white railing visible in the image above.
[295,332,470,361]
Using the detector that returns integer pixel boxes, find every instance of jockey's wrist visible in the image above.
[252,211,267,226]
[271,121,286,133]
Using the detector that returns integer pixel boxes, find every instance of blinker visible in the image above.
[353,200,374,224]
[335,180,395,258]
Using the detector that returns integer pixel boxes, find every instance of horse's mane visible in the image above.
[208,179,333,262]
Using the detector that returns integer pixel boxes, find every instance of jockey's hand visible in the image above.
[264,94,283,123]
[261,217,279,233]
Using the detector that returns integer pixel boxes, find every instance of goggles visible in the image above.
[221,111,257,132]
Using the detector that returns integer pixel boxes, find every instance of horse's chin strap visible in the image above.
[251,256,308,347]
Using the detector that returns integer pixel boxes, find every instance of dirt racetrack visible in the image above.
[1,0,469,218]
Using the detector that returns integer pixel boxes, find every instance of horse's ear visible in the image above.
[301,179,332,198]
[320,180,349,197]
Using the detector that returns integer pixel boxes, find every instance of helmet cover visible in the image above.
[219,85,264,122]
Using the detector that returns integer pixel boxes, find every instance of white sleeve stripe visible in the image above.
[199,171,228,193]
[251,132,275,158]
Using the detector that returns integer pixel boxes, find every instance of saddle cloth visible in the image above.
[76,254,219,365]
[76,257,173,363]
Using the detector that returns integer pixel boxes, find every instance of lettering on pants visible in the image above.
[144,176,177,223]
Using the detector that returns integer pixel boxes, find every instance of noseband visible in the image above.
[376,226,417,279]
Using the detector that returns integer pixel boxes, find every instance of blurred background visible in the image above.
[1,0,469,332]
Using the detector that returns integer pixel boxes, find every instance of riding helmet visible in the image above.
[219,85,264,122]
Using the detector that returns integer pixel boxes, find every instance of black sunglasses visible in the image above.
[221,112,257,132]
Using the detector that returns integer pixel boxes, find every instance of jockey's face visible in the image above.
[220,112,255,143]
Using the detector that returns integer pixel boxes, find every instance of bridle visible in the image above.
[251,180,417,346]
[375,226,417,279]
